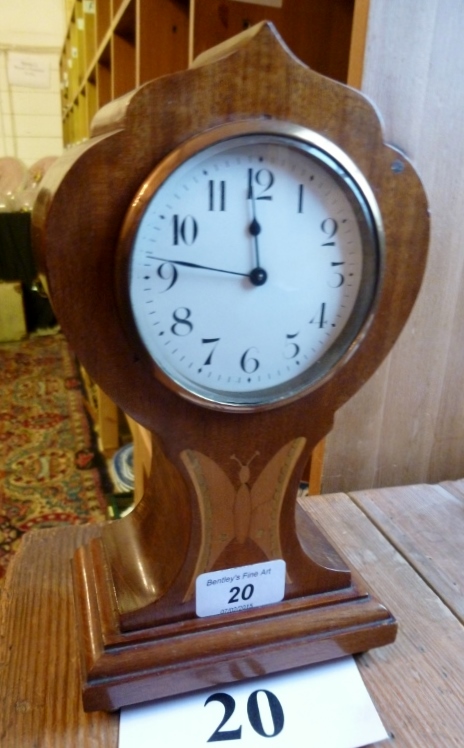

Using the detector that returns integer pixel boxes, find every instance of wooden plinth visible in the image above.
[6,483,464,745]
[72,510,396,712]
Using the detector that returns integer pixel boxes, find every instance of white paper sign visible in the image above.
[196,560,286,617]
[7,52,51,89]
[119,657,389,748]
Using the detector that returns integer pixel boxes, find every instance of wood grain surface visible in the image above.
[2,485,464,745]
[191,0,355,83]
[0,525,119,747]
[323,0,464,491]
[300,489,464,746]
[349,482,464,621]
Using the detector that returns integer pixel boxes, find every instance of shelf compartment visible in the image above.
[112,0,136,98]
[191,0,355,83]
[138,0,189,85]
[97,42,112,108]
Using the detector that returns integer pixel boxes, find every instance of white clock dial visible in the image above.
[120,123,382,409]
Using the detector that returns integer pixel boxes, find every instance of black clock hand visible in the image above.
[146,255,249,278]
[147,255,268,286]
[248,187,262,269]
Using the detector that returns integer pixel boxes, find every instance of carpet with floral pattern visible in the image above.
[0,333,110,585]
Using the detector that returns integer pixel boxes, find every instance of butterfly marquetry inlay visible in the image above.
[181,438,306,597]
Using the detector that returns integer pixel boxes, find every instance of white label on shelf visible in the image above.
[84,0,95,14]
[231,0,283,6]
[71,46,78,59]
[196,560,285,618]
[7,52,51,89]
[77,18,85,31]
[119,657,388,748]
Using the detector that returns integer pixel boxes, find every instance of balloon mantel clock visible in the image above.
[33,23,429,711]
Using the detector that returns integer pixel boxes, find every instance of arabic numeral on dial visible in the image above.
[156,262,178,291]
[171,307,193,336]
[208,180,226,211]
[321,218,338,246]
[172,214,198,245]
[240,347,259,373]
[202,338,220,365]
[247,168,274,200]
[329,261,345,288]
[284,332,300,359]
[205,689,285,742]
[310,302,328,329]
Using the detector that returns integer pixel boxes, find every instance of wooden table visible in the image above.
[1,480,464,746]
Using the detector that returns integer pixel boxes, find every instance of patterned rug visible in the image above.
[0,332,111,586]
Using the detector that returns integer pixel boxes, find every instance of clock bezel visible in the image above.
[116,119,385,412]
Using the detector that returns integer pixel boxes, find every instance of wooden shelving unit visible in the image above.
[61,0,190,144]
[60,0,368,146]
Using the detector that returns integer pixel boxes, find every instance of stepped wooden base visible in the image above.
[72,530,397,712]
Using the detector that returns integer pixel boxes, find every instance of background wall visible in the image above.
[322,0,464,492]
[0,0,64,166]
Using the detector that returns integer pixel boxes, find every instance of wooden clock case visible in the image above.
[32,23,429,711]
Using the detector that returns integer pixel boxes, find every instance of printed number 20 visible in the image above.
[228,584,254,604]
[205,689,284,742]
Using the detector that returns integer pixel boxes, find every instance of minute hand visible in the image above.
[146,255,249,278]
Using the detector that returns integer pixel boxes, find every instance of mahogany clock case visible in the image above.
[32,23,429,711]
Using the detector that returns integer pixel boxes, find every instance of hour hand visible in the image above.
[249,216,261,238]
[248,188,262,269]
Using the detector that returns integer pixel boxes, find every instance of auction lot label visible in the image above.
[196,560,286,618]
